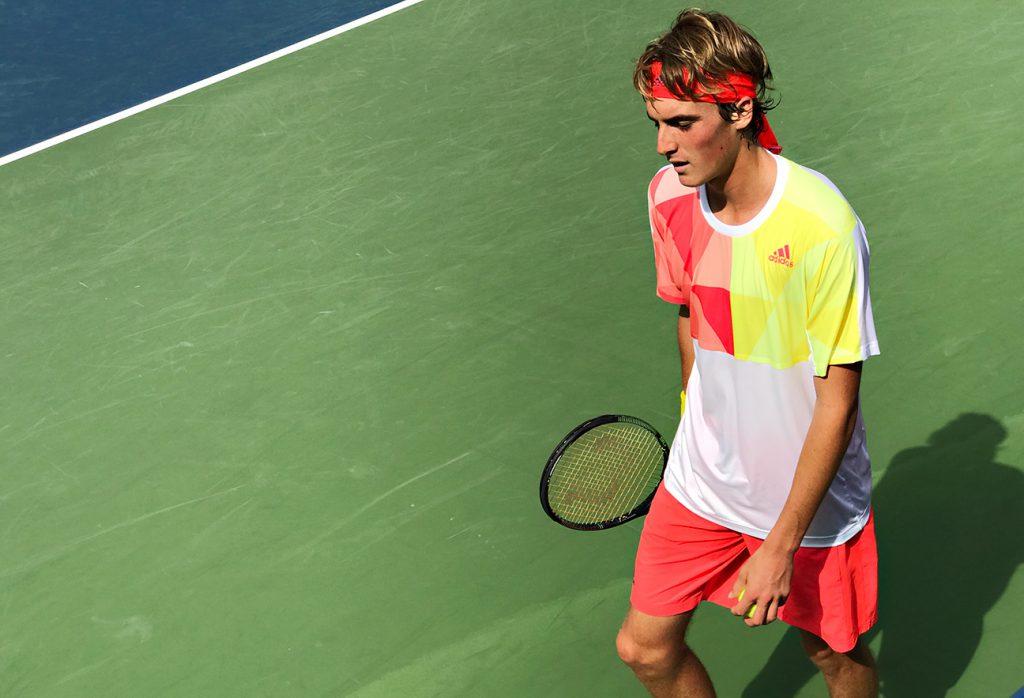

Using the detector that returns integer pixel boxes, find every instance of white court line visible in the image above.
[0,0,428,168]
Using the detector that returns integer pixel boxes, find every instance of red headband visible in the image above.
[649,61,781,154]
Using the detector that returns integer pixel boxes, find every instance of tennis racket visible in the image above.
[540,415,669,530]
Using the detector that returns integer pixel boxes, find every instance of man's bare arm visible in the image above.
[765,363,862,552]
[730,362,863,625]
[678,305,694,390]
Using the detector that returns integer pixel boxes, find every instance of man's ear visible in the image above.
[732,96,755,130]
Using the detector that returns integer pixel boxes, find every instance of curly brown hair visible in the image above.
[633,9,778,146]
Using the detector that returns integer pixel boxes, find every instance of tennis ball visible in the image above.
[737,589,757,619]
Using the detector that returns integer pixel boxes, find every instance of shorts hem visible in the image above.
[704,597,878,653]
[629,594,701,618]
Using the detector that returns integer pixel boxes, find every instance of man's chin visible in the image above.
[674,170,704,188]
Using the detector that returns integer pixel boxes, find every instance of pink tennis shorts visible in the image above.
[630,483,878,653]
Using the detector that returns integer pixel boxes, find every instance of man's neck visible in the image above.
[703,144,777,226]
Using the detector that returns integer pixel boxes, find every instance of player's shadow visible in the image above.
[741,413,1024,697]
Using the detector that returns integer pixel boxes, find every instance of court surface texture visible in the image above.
[1,0,1022,695]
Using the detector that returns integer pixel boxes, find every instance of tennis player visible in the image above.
[616,9,881,697]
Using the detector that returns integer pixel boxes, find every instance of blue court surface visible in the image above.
[0,0,401,156]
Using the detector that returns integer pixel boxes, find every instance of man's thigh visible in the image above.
[619,605,695,654]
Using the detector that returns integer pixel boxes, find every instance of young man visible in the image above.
[615,10,881,697]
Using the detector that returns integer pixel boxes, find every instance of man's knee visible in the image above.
[800,631,839,670]
[799,631,874,674]
[616,625,686,678]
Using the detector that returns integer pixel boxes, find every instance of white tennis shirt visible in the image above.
[648,155,880,547]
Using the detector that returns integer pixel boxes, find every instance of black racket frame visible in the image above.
[539,414,669,531]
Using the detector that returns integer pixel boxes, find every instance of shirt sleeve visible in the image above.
[649,177,690,306]
[805,219,880,376]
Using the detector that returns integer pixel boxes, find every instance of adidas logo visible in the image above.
[768,245,794,268]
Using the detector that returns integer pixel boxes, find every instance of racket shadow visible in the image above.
[742,413,1024,697]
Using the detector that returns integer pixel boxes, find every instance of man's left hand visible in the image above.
[728,544,793,626]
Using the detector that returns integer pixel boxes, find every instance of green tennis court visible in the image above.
[1,0,1022,695]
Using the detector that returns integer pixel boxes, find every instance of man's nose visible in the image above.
[656,125,675,157]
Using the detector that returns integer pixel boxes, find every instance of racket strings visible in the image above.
[548,422,664,524]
